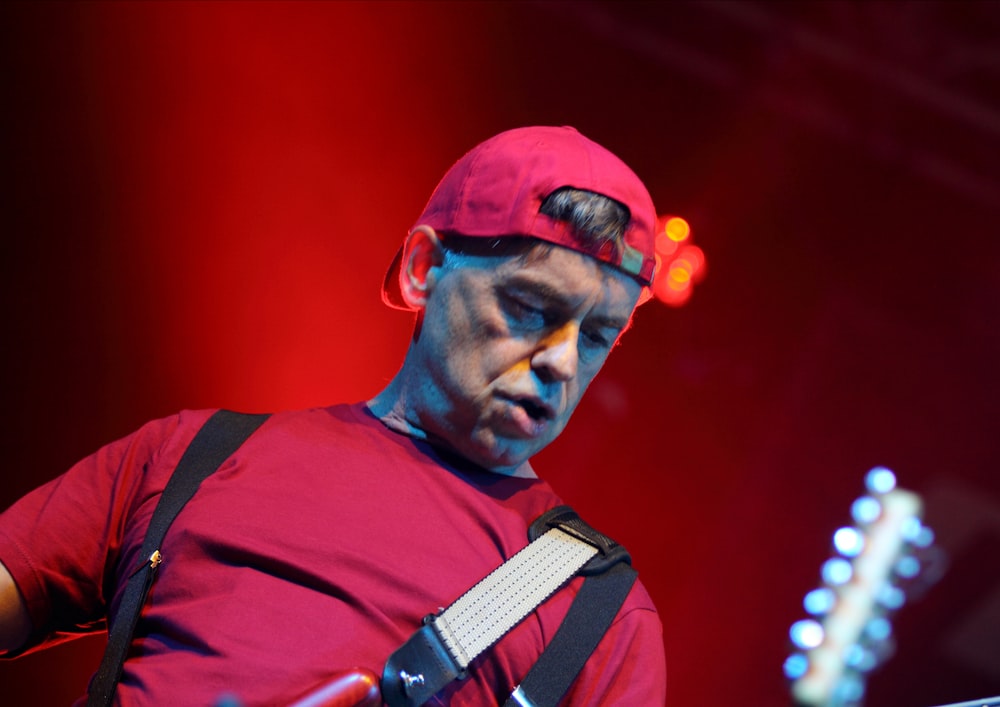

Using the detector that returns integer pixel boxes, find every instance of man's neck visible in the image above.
[367,381,538,479]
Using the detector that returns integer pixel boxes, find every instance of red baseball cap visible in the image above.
[382,125,658,310]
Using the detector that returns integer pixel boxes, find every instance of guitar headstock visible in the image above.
[784,467,941,707]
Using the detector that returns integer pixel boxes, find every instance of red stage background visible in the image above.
[2,2,998,705]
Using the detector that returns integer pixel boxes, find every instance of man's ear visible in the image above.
[398,225,445,310]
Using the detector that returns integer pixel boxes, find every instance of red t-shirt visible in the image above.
[0,403,665,705]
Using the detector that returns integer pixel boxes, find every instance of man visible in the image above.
[0,126,667,704]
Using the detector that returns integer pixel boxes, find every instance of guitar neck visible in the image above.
[785,467,937,707]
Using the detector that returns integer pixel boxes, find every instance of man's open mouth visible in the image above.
[517,398,552,422]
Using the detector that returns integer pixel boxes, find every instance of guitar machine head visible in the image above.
[783,466,944,707]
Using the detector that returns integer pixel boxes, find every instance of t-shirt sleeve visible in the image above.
[563,578,667,705]
[0,411,204,657]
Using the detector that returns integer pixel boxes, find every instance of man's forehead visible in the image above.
[493,246,641,319]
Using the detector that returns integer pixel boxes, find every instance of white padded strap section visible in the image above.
[434,528,599,669]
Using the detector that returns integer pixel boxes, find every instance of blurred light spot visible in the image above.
[790,619,825,649]
[822,557,853,585]
[804,587,836,615]
[668,259,693,285]
[895,555,921,578]
[833,527,865,557]
[664,216,690,242]
[900,517,925,543]
[911,525,935,548]
[833,675,866,703]
[851,496,882,524]
[844,643,870,669]
[865,616,892,642]
[877,583,906,610]
[865,466,896,494]
[655,230,679,258]
[783,653,809,679]
[652,216,706,308]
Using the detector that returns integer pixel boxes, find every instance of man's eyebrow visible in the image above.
[503,276,566,303]
[589,313,632,331]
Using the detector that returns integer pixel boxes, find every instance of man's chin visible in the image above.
[477,437,552,476]
[427,433,536,476]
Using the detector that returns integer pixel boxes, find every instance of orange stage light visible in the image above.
[664,216,691,242]
[652,216,706,307]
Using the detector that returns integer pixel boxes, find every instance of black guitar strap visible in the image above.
[86,409,271,707]
[503,560,637,707]
[504,506,638,707]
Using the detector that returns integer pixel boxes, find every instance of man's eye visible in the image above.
[581,329,612,349]
[501,296,546,325]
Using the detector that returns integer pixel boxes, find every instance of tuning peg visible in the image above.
[790,618,825,650]
[851,495,882,525]
[865,466,897,494]
[783,652,810,681]
[833,527,866,557]
[804,587,837,616]
[830,672,866,706]
[843,643,879,673]
[894,554,921,579]
[821,557,854,586]
[900,517,935,548]
[863,616,892,643]
[875,582,906,611]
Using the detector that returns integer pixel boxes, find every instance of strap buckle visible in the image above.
[381,613,467,707]
[528,506,631,576]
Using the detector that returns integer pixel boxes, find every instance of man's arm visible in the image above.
[0,560,31,653]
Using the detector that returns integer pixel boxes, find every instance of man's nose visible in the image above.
[531,324,579,382]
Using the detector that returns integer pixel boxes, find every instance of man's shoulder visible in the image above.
[622,573,660,616]
[260,401,369,427]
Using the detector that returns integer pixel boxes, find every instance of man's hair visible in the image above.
[441,187,630,263]
[538,187,630,251]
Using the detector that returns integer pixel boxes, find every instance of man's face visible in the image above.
[409,241,642,474]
